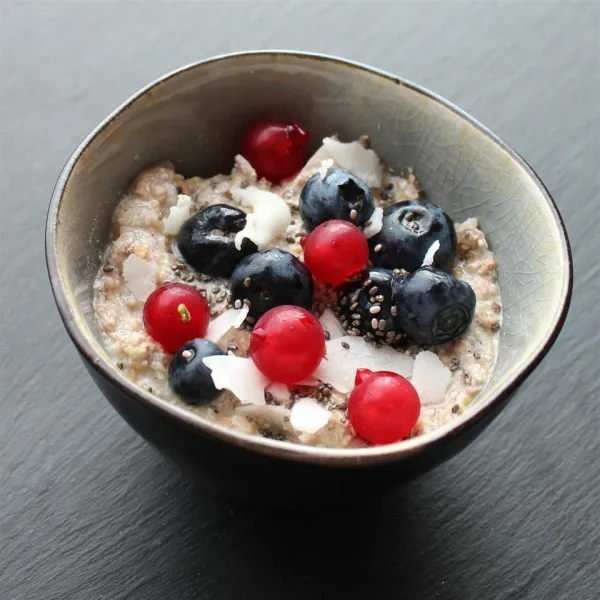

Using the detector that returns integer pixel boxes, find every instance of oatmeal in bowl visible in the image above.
[93,120,501,449]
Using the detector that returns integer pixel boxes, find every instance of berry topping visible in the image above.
[302,220,369,286]
[230,248,313,320]
[337,268,402,344]
[241,120,309,183]
[369,200,456,272]
[299,168,375,231]
[168,338,224,404]
[177,204,258,277]
[391,266,476,346]
[347,369,421,444]
[143,283,210,354]
[250,306,325,384]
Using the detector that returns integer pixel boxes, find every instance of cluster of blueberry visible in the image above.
[140,120,477,444]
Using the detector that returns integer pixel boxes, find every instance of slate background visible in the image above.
[1,2,599,599]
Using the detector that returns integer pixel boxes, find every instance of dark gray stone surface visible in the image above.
[1,2,598,599]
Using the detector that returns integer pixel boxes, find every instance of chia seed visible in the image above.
[369,286,379,295]
[117,362,124,370]
[371,318,379,330]
[341,341,350,349]
[286,236,296,244]
[451,404,460,414]
[369,305,381,314]
[103,265,114,273]
[324,330,331,341]
[350,209,358,220]
[373,244,383,253]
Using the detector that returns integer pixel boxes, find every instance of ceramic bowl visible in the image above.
[46,51,572,505]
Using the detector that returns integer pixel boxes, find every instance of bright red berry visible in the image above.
[143,283,210,354]
[302,220,369,285]
[348,369,421,445]
[241,120,309,183]
[250,305,325,384]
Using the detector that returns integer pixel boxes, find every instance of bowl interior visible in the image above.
[50,52,569,449]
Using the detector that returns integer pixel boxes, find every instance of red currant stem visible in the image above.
[354,368,373,386]
[177,303,191,323]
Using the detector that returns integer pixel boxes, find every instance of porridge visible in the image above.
[93,122,501,448]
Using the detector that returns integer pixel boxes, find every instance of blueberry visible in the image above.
[177,204,257,277]
[231,248,313,320]
[369,200,456,272]
[299,168,375,231]
[337,268,402,344]
[391,267,476,346]
[168,338,224,404]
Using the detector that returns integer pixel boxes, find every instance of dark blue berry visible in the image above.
[231,248,313,320]
[177,204,257,277]
[299,168,375,231]
[369,200,456,272]
[168,338,224,404]
[391,267,476,346]
[337,268,401,343]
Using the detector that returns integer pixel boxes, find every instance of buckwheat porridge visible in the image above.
[93,122,501,448]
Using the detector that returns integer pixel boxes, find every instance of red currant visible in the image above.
[250,305,325,384]
[241,120,309,183]
[302,220,369,286]
[348,369,421,445]
[143,283,210,354]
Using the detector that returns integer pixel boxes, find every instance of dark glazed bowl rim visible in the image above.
[45,50,573,468]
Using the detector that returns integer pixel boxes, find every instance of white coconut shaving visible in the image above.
[205,305,249,343]
[322,137,383,188]
[232,186,291,251]
[422,240,440,267]
[363,207,384,239]
[319,308,346,340]
[122,254,156,301]
[317,158,335,179]
[314,336,414,393]
[300,142,335,173]
[266,382,290,404]
[163,194,193,235]
[411,350,452,405]
[289,398,331,434]
[203,355,269,406]
[233,153,257,180]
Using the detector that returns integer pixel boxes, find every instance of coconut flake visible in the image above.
[232,186,291,250]
[300,141,335,173]
[203,355,269,406]
[233,153,257,180]
[164,194,193,235]
[411,350,451,406]
[122,254,156,301]
[422,240,440,267]
[319,308,345,340]
[363,207,384,239]
[290,398,331,434]
[322,137,383,188]
[206,305,249,342]
[314,336,414,393]
[317,158,335,179]
[266,382,290,404]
